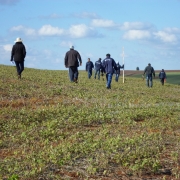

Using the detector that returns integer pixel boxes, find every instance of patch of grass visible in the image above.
[0,65,180,179]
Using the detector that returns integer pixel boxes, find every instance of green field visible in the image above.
[130,71,180,85]
[0,65,180,180]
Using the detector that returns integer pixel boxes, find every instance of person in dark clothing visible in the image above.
[115,61,124,82]
[86,58,94,79]
[64,45,82,83]
[102,53,117,89]
[94,58,102,80]
[10,37,26,79]
[159,69,167,85]
[143,63,155,87]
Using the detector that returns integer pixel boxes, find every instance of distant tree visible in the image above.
[136,67,140,71]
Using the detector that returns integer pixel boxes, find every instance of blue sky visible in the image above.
[0,0,180,70]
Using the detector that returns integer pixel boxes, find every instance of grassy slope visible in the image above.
[0,65,180,180]
[128,70,180,85]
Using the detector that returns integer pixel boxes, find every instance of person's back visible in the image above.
[65,48,81,67]
[159,70,166,79]
[144,64,155,76]
[11,42,26,62]
[95,59,102,71]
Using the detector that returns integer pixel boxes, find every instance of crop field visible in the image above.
[0,65,180,180]
[127,70,180,85]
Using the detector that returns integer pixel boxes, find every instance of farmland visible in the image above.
[0,65,180,180]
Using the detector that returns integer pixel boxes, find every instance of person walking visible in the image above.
[10,37,26,79]
[86,58,94,79]
[64,45,82,83]
[143,63,155,87]
[94,58,102,80]
[115,61,124,82]
[159,69,167,85]
[102,53,117,89]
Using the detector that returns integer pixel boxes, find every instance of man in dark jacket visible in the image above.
[86,58,94,79]
[94,58,102,80]
[64,45,82,83]
[115,61,124,82]
[143,63,155,87]
[10,37,26,79]
[159,69,167,85]
[102,53,117,89]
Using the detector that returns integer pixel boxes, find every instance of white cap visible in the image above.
[14,37,22,43]
[70,45,74,49]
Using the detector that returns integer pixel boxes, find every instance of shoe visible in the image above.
[74,78,78,83]
[18,74,21,79]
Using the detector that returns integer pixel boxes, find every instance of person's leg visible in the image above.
[107,73,112,89]
[73,67,78,82]
[69,67,74,82]
[15,61,21,75]
[89,70,92,78]
[161,78,164,85]
[97,70,100,80]
[19,61,24,75]
[94,70,97,79]
[149,75,153,87]
[146,75,149,87]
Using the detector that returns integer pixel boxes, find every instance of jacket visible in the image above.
[86,61,94,71]
[102,57,117,74]
[115,64,124,74]
[64,49,82,67]
[11,42,26,62]
[95,60,102,71]
[144,65,155,76]
[159,71,166,79]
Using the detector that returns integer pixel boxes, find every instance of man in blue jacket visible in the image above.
[159,69,167,85]
[102,54,117,89]
[115,61,124,82]
[86,58,94,79]
[94,58,102,80]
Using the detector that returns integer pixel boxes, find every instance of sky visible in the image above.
[0,0,180,71]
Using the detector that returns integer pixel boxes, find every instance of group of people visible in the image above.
[65,46,124,89]
[10,38,167,88]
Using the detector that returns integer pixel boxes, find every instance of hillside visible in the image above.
[0,65,180,180]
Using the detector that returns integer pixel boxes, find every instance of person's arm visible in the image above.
[23,44,26,59]
[64,53,68,68]
[77,52,82,66]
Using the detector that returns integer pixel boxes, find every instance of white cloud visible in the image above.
[121,22,153,30]
[91,19,116,28]
[38,25,64,36]
[10,25,36,35]
[69,24,95,38]
[123,30,151,40]
[3,44,12,52]
[153,31,177,43]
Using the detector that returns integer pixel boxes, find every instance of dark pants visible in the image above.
[94,69,100,79]
[69,66,78,82]
[106,73,113,89]
[146,74,153,87]
[15,61,24,75]
[87,70,92,79]
[160,78,165,85]
[115,73,120,82]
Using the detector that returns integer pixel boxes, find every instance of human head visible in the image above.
[162,69,164,72]
[14,37,22,43]
[148,63,151,66]
[106,53,110,58]
[99,58,101,61]
[70,45,74,50]
[88,58,90,62]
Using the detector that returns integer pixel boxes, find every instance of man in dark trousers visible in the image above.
[64,45,82,83]
[86,58,94,79]
[159,69,167,85]
[115,61,124,82]
[94,58,102,80]
[102,53,117,89]
[143,63,155,87]
[10,37,26,79]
